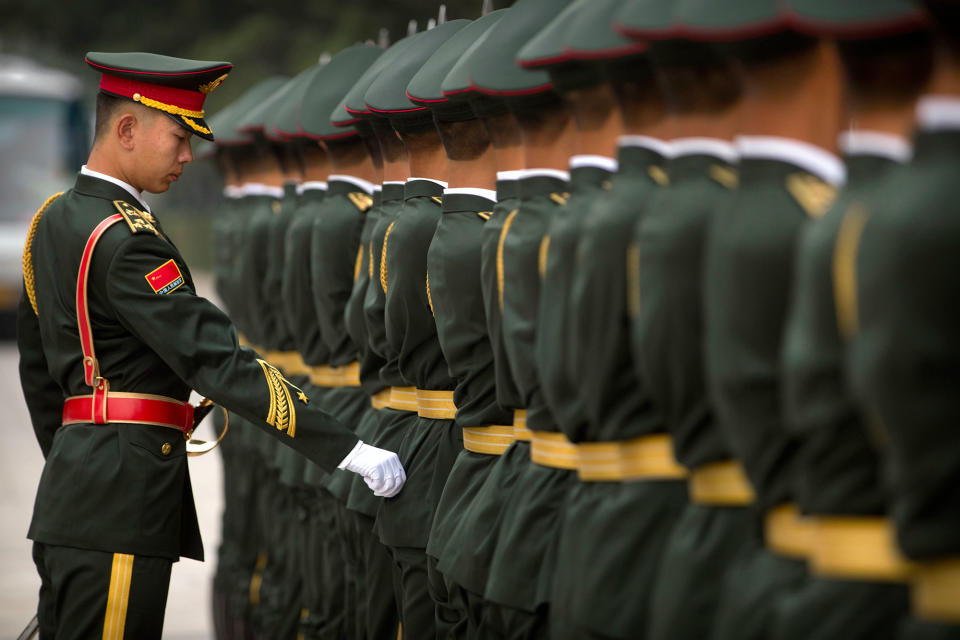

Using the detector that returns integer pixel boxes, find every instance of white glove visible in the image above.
[338,441,407,498]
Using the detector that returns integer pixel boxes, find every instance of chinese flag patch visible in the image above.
[145,259,184,295]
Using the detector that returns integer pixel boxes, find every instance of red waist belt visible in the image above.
[62,392,194,434]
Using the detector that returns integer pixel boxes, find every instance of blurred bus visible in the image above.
[0,55,88,338]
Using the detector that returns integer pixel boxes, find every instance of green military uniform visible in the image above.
[361,22,474,639]
[403,12,515,637]
[20,53,361,638]
[771,2,931,638]
[679,5,848,636]
[846,94,960,638]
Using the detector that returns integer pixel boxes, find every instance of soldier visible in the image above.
[839,1,960,637]
[18,52,405,638]
[773,2,933,639]
[403,10,514,636]
[362,20,476,639]
[673,3,846,638]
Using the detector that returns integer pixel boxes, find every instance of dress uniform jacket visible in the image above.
[630,142,758,640]
[484,170,577,622]
[775,139,912,640]
[19,173,360,563]
[376,178,461,549]
[703,138,845,640]
[553,145,687,640]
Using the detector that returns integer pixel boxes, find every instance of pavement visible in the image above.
[0,274,224,639]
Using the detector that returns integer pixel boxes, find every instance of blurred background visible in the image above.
[0,1,507,636]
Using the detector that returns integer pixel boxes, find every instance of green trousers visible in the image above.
[33,542,172,640]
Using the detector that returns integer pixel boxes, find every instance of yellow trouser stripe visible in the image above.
[102,553,133,640]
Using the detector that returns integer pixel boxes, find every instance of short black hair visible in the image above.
[435,118,491,162]
[93,91,125,142]
[838,31,933,108]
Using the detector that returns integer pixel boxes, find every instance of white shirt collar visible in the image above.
[223,185,243,199]
[838,130,911,164]
[512,168,571,182]
[238,182,285,198]
[328,174,375,194]
[735,136,846,186]
[296,181,328,195]
[443,187,497,202]
[496,170,526,181]
[916,95,960,132]
[382,180,406,186]
[617,135,673,158]
[80,165,151,212]
[669,138,738,164]
[407,176,449,188]
[569,154,619,172]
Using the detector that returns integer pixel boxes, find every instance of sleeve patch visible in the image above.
[113,200,158,235]
[145,259,184,294]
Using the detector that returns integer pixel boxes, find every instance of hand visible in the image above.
[342,442,406,498]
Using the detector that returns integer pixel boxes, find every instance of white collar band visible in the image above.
[617,135,673,158]
[916,95,960,132]
[80,165,151,212]
[736,136,846,186]
[670,138,738,164]
[296,181,328,194]
[223,185,243,199]
[569,154,619,172]
[838,131,911,164]
[443,187,497,202]
[407,176,449,188]
[513,168,571,182]
[328,174,375,194]
[496,170,527,181]
[239,182,285,198]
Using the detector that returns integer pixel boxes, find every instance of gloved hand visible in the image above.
[338,441,406,498]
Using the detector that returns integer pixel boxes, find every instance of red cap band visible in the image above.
[99,74,206,112]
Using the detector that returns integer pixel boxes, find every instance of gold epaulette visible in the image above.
[113,200,158,235]
[347,192,374,212]
[23,192,64,316]
[786,173,837,219]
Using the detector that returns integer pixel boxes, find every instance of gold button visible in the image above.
[161,442,172,456]
[133,93,141,101]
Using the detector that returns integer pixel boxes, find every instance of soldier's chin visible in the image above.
[145,180,173,194]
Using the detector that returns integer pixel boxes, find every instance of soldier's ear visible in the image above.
[116,112,137,150]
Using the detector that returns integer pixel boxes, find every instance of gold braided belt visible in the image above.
[513,409,532,441]
[809,516,915,582]
[308,362,361,388]
[370,388,392,410]
[913,557,960,624]
[383,386,418,412]
[577,434,687,482]
[765,503,815,560]
[530,431,580,470]
[463,425,516,455]
[688,460,756,507]
[263,350,310,378]
[416,389,457,420]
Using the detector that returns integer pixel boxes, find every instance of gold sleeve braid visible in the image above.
[497,209,519,312]
[380,221,396,294]
[23,192,64,316]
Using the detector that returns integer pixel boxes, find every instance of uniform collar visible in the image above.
[569,154,619,173]
[669,138,738,163]
[496,170,526,181]
[735,136,846,186]
[407,176,448,189]
[237,182,285,198]
[79,165,151,212]
[296,181,328,194]
[328,174,375,194]
[838,131,911,164]
[617,135,672,158]
[223,185,243,199]
[511,168,571,182]
[443,187,497,202]
[916,95,960,132]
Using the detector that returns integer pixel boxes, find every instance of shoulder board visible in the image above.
[431,196,443,205]
[786,173,836,219]
[347,192,374,212]
[648,166,669,186]
[113,200,158,235]
[476,211,492,221]
[709,165,739,190]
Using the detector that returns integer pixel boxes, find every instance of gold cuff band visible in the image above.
[688,460,756,506]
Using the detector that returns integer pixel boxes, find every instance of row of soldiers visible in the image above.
[197,0,960,638]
